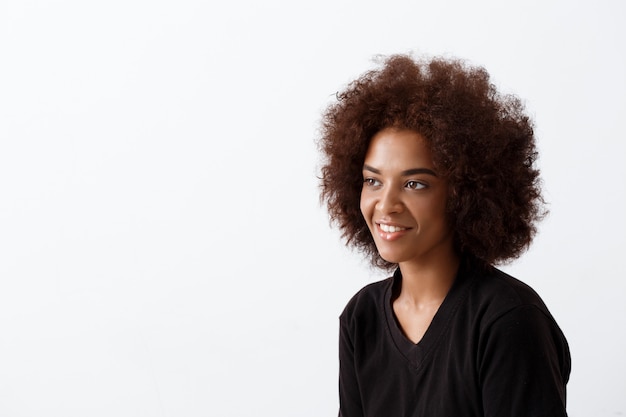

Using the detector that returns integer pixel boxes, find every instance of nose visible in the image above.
[376,186,403,214]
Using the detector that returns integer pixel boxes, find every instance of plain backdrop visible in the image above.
[1,0,625,416]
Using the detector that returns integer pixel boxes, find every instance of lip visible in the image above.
[376,222,411,241]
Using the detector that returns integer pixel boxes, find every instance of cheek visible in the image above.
[359,197,366,218]
[359,193,371,220]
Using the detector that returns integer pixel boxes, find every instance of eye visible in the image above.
[405,180,427,190]
[363,177,381,187]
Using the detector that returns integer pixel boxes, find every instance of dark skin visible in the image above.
[360,128,460,343]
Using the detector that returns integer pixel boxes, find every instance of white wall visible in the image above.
[1,0,624,415]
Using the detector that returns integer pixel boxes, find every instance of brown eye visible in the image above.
[406,180,426,190]
[363,178,381,187]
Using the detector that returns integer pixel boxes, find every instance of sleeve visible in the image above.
[479,305,571,417]
[338,316,364,417]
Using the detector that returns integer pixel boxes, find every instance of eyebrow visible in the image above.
[363,164,438,177]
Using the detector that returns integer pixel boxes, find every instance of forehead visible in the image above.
[364,128,434,170]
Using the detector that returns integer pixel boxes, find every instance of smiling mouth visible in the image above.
[378,224,408,233]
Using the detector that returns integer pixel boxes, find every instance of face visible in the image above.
[360,128,455,266]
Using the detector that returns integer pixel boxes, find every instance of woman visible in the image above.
[318,54,571,417]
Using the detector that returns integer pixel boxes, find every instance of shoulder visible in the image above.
[462,266,570,355]
[339,277,392,325]
[466,266,554,324]
[466,268,572,390]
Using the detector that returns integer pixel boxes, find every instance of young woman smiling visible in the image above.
[318,54,571,417]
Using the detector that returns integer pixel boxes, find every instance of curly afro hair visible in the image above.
[318,54,545,269]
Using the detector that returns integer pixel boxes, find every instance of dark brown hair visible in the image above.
[318,54,545,269]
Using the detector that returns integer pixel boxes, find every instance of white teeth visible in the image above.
[379,224,406,233]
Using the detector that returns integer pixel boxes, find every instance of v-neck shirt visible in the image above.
[384,266,471,370]
[338,263,571,417]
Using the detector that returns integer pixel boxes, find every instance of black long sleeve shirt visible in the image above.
[339,262,571,417]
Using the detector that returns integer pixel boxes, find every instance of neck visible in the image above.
[396,251,461,307]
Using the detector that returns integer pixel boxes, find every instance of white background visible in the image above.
[1,0,624,416]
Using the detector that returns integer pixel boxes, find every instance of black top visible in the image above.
[338,261,571,417]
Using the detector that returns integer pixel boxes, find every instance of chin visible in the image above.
[376,250,407,265]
